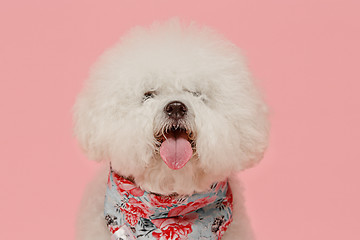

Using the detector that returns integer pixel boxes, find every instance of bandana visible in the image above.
[104,169,233,240]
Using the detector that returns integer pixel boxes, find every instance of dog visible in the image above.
[73,19,269,240]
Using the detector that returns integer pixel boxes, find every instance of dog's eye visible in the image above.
[186,90,201,97]
[185,90,208,104]
[192,91,201,97]
[143,91,157,101]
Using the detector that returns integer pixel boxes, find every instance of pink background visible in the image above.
[1,0,359,239]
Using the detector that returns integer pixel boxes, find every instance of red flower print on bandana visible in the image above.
[222,185,233,209]
[111,172,144,197]
[168,195,217,217]
[216,219,232,239]
[150,194,179,208]
[151,213,198,240]
[108,225,120,234]
[121,198,153,226]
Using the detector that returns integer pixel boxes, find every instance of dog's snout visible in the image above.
[164,101,187,120]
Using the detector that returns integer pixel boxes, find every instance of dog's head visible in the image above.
[73,20,269,195]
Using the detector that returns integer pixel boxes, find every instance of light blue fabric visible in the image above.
[104,169,233,239]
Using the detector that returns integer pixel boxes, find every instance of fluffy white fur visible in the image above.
[74,19,269,240]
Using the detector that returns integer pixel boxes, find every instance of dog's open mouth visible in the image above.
[156,126,194,170]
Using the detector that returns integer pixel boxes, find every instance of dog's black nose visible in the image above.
[164,101,187,120]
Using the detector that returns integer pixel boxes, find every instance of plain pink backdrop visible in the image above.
[1,0,359,239]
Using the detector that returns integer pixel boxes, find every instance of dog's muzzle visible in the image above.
[154,101,194,170]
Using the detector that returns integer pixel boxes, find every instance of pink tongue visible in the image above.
[160,132,193,170]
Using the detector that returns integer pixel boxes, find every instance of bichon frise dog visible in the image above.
[74,19,269,240]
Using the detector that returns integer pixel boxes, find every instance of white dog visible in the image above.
[73,19,269,240]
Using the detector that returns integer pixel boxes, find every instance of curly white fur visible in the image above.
[74,19,269,240]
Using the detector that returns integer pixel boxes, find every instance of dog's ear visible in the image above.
[237,95,270,170]
[243,104,270,169]
[73,89,108,162]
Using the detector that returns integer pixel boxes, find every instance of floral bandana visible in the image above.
[104,169,233,240]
